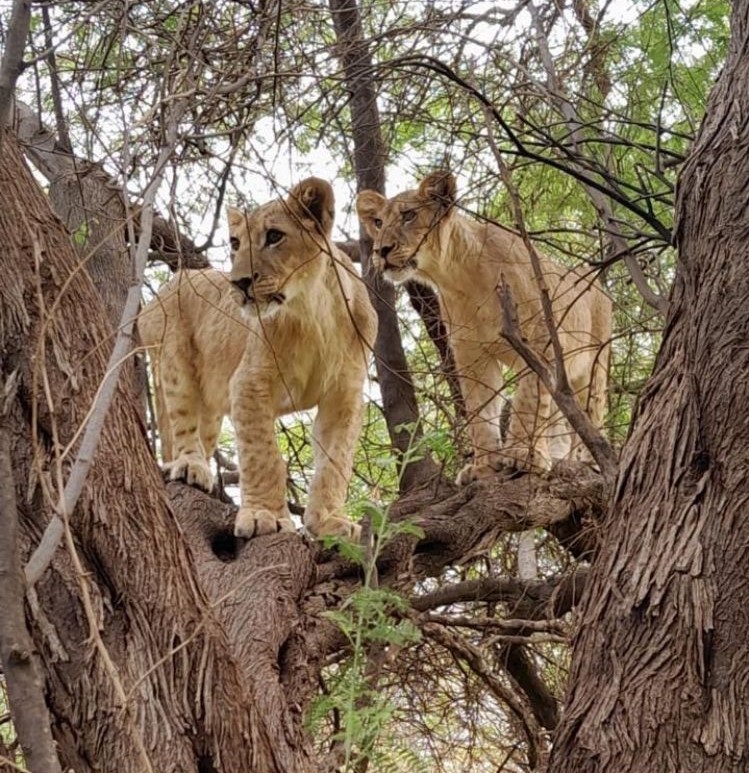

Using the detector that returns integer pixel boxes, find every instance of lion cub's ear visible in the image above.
[418,171,457,210]
[289,177,335,236]
[356,190,387,239]
[226,206,244,231]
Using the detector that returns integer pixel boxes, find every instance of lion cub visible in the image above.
[357,172,611,482]
[140,177,377,539]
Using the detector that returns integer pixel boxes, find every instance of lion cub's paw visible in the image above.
[234,507,296,539]
[164,454,214,492]
[306,512,362,542]
[497,445,549,474]
[456,460,501,486]
[456,447,549,485]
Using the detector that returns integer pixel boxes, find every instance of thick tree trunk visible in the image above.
[0,128,317,773]
[548,3,749,771]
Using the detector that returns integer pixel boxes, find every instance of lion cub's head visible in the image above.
[356,171,456,284]
[228,177,335,317]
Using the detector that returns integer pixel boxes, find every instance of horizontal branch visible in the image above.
[411,565,589,619]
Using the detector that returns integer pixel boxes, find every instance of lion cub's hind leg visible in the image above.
[160,341,215,492]
[454,353,505,486]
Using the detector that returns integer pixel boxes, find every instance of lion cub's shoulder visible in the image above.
[139,267,249,387]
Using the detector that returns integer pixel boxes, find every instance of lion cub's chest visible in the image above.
[252,309,349,415]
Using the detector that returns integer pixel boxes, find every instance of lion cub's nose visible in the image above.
[378,244,394,260]
[232,274,258,296]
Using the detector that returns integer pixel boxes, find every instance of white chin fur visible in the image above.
[383,266,416,284]
[239,300,282,320]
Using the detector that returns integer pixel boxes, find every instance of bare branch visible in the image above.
[480,112,618,484]
[423,622,545,768]
[390,53,673,246]
[411,566,588,618]
[527,0,669,315]
[498,280,618,485]
[500,643,560,731]
[329,0,439,490]
[12,101,209,272]
[0,0,30,131]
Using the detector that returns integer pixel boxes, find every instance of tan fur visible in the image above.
[140,178,377,539]
[356,171,611,481]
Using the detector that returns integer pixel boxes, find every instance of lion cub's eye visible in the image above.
[230,236,240,252]
[373,218,383,229]
[265,229,284,246]
[402,210,416,223]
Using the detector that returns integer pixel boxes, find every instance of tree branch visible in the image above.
[0,0,30,131]
[329,0,439,491]
[497,280,618,486]
[12,101,209,273]
[390,53,673,246]
[411,566,588,618]
[0,425,62,773]
[526,0,669,315]
[422,622,545,768]
[501,643,560,731]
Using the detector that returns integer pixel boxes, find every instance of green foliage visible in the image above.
[72,220,90,247]
[0,679,23,767]
[310,510,423,767]
[308,429,443,770]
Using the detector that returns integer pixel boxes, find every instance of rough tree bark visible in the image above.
[0,427,62,773]
[548,3,749,771]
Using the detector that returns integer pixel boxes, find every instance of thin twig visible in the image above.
[526,0,668,316]
[423,621,545,769]
[0,754,31,773]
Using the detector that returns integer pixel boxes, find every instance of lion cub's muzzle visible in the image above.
[372,244,417,280]
[231,274,286,308]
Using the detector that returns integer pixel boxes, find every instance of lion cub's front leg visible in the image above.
[230,366,295,538]
[500,371,552,472]
[305,384,363,541]
[452,349,505,486]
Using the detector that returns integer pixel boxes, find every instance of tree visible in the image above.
[548,1,749,768]
[0,0,741,770]
[0,124,324,770]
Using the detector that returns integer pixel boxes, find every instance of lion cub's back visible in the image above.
[139,268,248,396]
